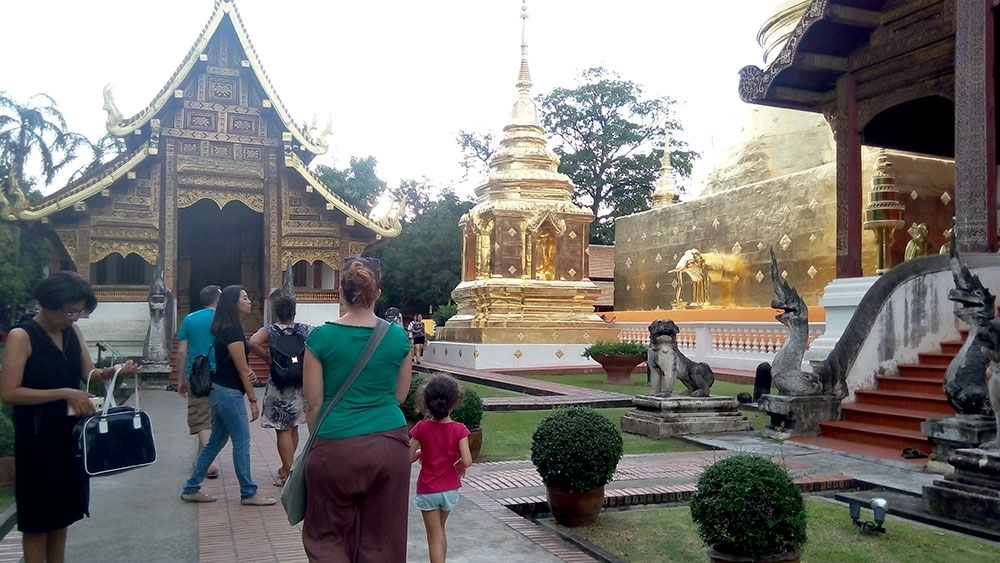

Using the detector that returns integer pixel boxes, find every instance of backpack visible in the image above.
[189,345,213,398]
[270,325,306,388]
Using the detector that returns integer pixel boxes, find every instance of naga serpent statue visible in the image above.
[944,233,996,416]
[767,246,824,396]
[974,318,1000,449]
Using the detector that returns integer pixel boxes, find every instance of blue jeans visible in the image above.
[183,386,258,499]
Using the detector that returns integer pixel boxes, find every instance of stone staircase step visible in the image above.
[874,375,945,395]
[840,403,942,433]
[897,364,946,380]
[940,341,963,354]
[790,435,928,465]
[854,389,954,414]
[168,334,270,387]
[916,352,957,366]
[818,420,932,453]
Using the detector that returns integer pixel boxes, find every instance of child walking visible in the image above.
[410,374,474,563]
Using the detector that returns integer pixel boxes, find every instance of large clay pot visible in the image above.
[706,546,803,563]
[591,354,643,385]
[467,427,483,460]
[546,485,605,526]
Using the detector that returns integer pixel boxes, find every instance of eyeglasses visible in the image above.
[62,308,84,319]
[342,256,381,277]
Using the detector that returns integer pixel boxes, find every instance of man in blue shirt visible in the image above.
[177,285,221,478]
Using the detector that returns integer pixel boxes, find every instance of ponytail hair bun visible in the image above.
[341,259,380,308]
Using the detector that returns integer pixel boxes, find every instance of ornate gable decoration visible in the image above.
[102,0,329,155]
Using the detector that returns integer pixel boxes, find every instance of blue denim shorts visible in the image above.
[413,489,459,512]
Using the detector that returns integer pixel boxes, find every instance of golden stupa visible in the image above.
[437,4,617,345]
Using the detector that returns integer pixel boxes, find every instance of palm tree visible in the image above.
[67,132,126,182]
[0,91,82,218]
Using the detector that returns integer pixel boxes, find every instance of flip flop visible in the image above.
[901,447,928,459]
[205,470,220,479]
[272,470,288,487]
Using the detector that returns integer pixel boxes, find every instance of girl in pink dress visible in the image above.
[409,374,474,563]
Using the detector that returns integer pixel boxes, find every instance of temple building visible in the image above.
[614,1,957,311]
[428,5,616,368]
[0,0,401,353]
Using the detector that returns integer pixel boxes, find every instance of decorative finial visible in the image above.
[652,111,676,207]
[516,0,532,96]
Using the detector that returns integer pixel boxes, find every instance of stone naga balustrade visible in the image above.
[617,321,825,373]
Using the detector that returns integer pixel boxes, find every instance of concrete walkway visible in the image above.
[0,390,953,562]
[0,390,583,563]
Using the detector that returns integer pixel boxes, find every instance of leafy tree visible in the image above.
[456,130,496,180]
[0,220,50,328]
[540,67,698,244]
[455,68,699,244]
[314,156,387,213]
[372,187,473,316]
[0,92,82,217]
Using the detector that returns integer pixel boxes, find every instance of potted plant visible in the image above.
[582,340,646,384]
[689,454,807,562]
[451,386,484,460]
[530,406,623,526]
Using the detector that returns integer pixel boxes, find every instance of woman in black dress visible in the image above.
[0,271,138,563]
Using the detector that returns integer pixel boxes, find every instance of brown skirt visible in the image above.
[302,426,410,563]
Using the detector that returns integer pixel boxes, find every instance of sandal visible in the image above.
[901,447,928,459]
[205,469,220,479]
[272,469,288,487]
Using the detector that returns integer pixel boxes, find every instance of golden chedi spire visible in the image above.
[477,0,576,204]
[437,0,616,350]
[652,116,677,207]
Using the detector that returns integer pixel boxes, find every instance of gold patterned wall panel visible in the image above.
[614,149,954,309]
[89,240,159,265]
[54,229,79,267]
[177,188,264,212]
[348,242,367,257]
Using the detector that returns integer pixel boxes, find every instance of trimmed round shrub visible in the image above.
[689,454,807,559]
[530,406,623,493]
[581,340,645,358]
[451,386,483,429]
[432,304,458,327]
[400,373,427,422]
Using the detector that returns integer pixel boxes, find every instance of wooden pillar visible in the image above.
[955,0,997,252]
[833,74,864,277]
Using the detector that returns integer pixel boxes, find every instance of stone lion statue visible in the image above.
[647,319,714,397]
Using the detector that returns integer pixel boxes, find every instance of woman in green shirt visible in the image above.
[302,257,413,562]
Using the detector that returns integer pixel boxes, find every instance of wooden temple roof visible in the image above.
[106,0,328,156]
[739,0,892,112]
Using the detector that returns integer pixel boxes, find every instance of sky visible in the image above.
[1,0,779,201]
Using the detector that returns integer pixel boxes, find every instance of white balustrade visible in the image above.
[615,321,825,373]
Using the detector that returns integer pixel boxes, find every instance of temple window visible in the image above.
[90,253,154,285]
[292,260,337,290]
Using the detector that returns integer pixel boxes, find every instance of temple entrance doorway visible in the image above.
[177,199,264,329]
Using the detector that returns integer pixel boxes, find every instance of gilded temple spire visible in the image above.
[652,115,677,207]
[516,1,532,96]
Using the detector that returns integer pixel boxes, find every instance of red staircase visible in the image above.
[793,333,963,461]
[168,335,270,387]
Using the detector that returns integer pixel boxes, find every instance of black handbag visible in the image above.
[73,366,157,476]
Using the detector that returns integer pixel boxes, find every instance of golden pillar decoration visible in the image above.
[863,149,905,274]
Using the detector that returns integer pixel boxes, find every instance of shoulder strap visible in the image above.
[311,319,390,433]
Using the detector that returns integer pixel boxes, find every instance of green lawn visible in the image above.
[479,407,704,462]
[568,497,999,563]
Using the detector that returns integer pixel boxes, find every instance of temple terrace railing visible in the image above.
[616,321,825,373]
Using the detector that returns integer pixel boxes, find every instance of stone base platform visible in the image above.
[424,341,604,371]
[922,415,998,458]
[621,395,751,439]
[923,448,1000,531]
[138,363,173,390]
[760,394,840,438]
